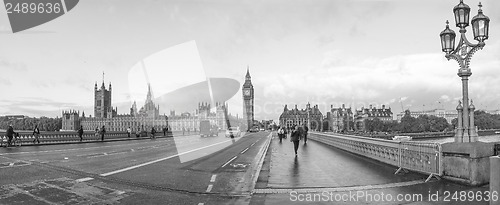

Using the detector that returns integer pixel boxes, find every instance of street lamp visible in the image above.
[439,0,490,143]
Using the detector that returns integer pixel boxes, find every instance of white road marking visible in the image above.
[210,174,217,182]
[100,139,233,177]
[206,184,213,192]
[250,142,256,147]
[198,203,204,205]
[221,156,237,168]
[241,147,249,154]
[75,177,94,182]
[8,162,14,166]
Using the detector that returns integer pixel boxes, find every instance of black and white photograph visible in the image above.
[0,0,500,204]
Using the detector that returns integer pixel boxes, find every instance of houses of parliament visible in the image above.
[62,81,228,132]
[62,69,256,132]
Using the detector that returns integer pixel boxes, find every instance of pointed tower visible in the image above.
[94,74,112,118]
[242,66,254,131]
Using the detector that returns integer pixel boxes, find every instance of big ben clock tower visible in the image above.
[242,66,254,131]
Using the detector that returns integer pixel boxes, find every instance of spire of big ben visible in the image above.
[245,65,251,80]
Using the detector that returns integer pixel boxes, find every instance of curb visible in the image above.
[249,132,273,193]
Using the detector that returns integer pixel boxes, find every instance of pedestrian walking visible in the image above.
[303,124,309,144]
[6,125,14,146]
[32,125,40,144]
[100,125,106,141]
[277,126,284,143]
[95,126,99,138]
[298,125,304,141]
[77,125,84,142]
[290,125,301,156]
[182,127,185,136]
[127,126,131,138]
[136,126,141,138]
[163,127,167,136]
[151,127,156,139]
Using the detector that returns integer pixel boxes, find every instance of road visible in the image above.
[0,131,271,204]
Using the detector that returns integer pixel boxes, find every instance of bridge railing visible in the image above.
[309,132,442,182]
[0,130,186,145]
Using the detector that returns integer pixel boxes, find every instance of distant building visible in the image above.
[62,78,231,132]
[279,103,323,131]
[327,104,354,132]
[396,109,457,124]
[485,110,500,115]
[62,111,81,131]
[354,105,393,131]
[260,120,273,130]
[4,115,26,120]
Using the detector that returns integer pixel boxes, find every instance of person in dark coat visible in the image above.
[151,127,156,139]
[100,125,106,141]
[298,125,304,141]
[32,125,40,144]
[6,125,14,146]
[136,126,141,138]
[290,125,301,156]
[77,125,84,142]
[303,124,309,144]
[277,126,284,143]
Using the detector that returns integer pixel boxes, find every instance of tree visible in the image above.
[474,110,498,130]
[0,116,61,131]
[428,115,449,132]
[400,110,417,133]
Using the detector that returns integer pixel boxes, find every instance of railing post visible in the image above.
[491,156,500,205]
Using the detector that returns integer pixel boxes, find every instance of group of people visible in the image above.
[3,124,41,147]
[129,125,168,138]
[92,125,106,141]
[3,124,170,146]
[277,124,309,155]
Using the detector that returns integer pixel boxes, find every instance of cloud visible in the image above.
[0,77,12,86]
[0,58,28,71]
[253,41,500,119]
[440,95,451,102]
[0,98,82,117]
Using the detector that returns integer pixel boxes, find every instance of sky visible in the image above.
[0,0,499,121]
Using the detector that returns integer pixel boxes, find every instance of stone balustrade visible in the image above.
[309,132,442,180]
[0,130,186,146]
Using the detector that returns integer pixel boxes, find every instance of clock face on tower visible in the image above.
[244,89,250,96]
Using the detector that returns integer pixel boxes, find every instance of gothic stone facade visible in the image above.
[354,105,393,131]
[279,103,323,131]
[62,80,228,132]
[327,104,354,132]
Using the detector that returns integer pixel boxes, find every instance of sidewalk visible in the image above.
[266,136,424,189]
[251,135,490,205]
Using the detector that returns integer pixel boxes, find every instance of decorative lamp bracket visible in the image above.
[445,33,485,71]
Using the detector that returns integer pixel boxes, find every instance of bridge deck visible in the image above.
[266,135,424,189]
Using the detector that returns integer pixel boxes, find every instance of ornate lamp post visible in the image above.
[440,0,490,143]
